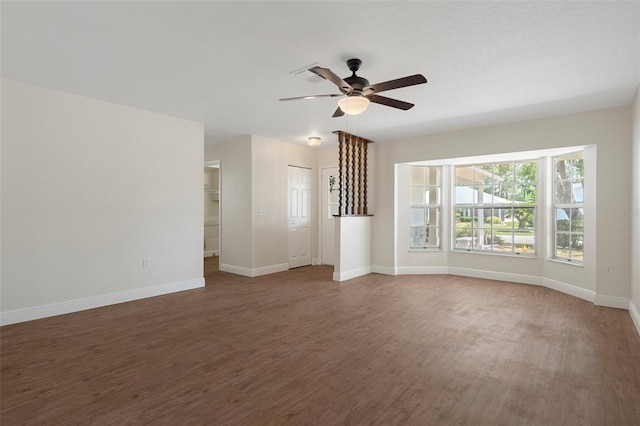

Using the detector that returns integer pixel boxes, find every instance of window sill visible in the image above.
[548,257,584,267]
[408,248,443,252]
[451,249,537,259]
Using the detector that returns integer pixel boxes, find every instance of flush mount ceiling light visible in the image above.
[307,136,321,147]
[337,95,370,115]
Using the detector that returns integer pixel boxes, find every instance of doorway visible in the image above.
[204,161,220,259]
[288,166,312,268]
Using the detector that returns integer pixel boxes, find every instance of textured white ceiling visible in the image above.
[2,1,639,147]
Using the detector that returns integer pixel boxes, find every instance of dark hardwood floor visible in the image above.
[2,258,639,425]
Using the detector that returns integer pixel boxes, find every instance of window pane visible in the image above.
[477,164,494,185]
[570,246,584,262]
[410,208,425,226]
[426,167,442,185]
[515,162,536,184]
[472,186,491,205]
[556,209,570,231]
[494,162,514,182]
[571,208,584,232]
[426,226,440,247]
[494,184,514,203]
[498,233,514,252]
[410,186,425,205]
[571,180,584,203]
[455,186,474,204]
[513,207,535,231]
[514,184,536,204]
[425,188,441,204]
[425,207,440,226]
[410,226,427,247]
[554,180,575,204]
[455,166,475,185]
[410,166,425,185]
[480,228,496,250]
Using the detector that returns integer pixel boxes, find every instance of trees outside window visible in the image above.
[454,161,537,255]
[553,151,584,262]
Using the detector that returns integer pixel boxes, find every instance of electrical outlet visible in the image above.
[143,258,151,270]
[604,265,613,275]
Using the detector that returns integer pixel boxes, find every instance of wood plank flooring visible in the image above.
[2,259,640,425]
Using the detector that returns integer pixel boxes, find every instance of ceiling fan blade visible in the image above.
[368,94,415,110]
[332,107,345,118]
[364,74,427,95]
[279,94,343,101]
[309,66,353,93]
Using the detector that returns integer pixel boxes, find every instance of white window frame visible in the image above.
[552,151,584,264]
[409,166,442,249]
[453,160,538,257]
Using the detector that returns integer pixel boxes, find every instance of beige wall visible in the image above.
[1,80,204,315]
[205,135,318,274]
[373,107,632,300]
[631,86,640,312]
[205,136,253,270]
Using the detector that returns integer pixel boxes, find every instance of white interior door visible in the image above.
[288,166,312,268]
[321,167,339,265]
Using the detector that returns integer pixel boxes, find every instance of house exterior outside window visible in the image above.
[454,161,537,256]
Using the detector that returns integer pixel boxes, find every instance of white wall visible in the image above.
[1,80,204,323]
[631,86,640,332]
[251,136,317,270]
[205,135,318,276]
[333,216,372,281]
[373,107,632,302]
[205,136,253,272]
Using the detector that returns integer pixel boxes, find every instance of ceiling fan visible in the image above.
[280,58,427,117]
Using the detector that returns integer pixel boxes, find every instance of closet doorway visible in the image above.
[204,161,220,259]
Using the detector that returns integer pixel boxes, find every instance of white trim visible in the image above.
[396,266,449,275]
[436,267,597,303]
[594,294,630,309]
[204,250,215,257]
[0,278,205,326]
[312,257,321,266]
[448,267,542,286]
[220,263,252,276]
[543,278,595,302]
[629,300,640,337]
[372,265,397,276]
[220,262,289,278]
[333,266,373,282]
[253,263,289,277]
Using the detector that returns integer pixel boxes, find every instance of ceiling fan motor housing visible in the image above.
[344,59,369,94]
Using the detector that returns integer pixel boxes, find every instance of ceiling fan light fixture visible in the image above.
[307,136,322,147]
[338,95,370,115]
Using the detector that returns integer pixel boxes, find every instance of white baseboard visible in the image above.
[594,294,630,309]
[440,267,598,304]
[204,250,215,257]
[629,300,640,336]
[333,266,373,282]
[312,257,321,266]
[449,267,542,286]
[396,266,449,275]
[543,278,595,303]
[220,262,289,277]
[252,263,289,277]
[371,265,397,276]
[0,278,204,326]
